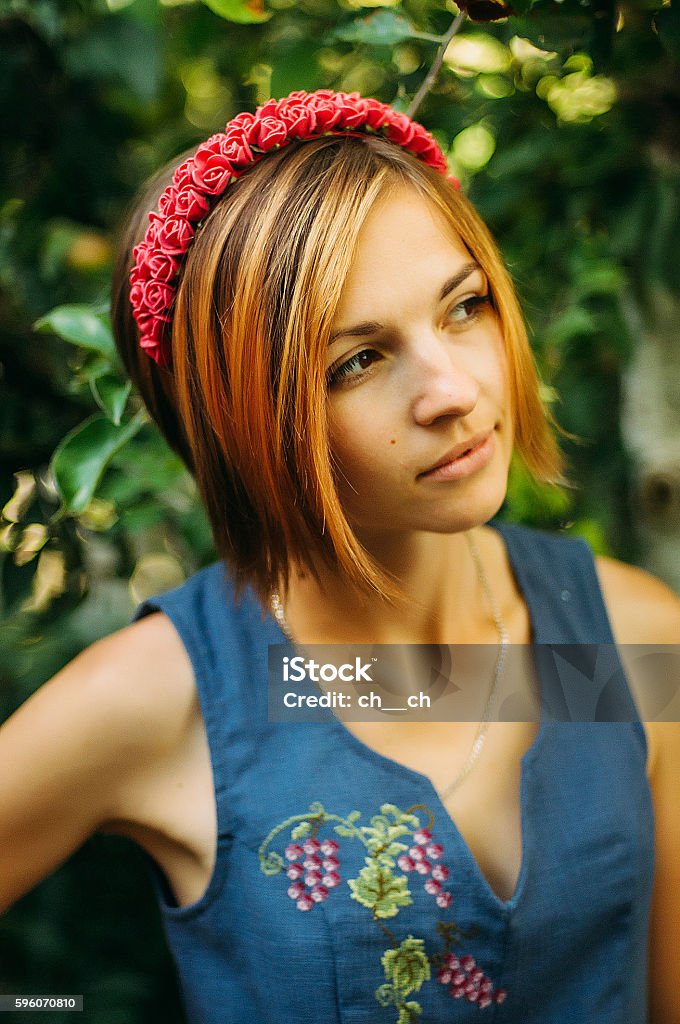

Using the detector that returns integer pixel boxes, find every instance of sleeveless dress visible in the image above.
[130,520,654,1023]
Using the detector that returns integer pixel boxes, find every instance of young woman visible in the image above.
[1,89,679,1023]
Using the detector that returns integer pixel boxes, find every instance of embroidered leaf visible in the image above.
[377,805,421,829]
[308,801,324,815]
[380,803,402,817]
[398,1001,423,1023]
[334,825,356,837]
[386,841,409,855]
[365,830,410,857]
[376,853,397,869]
[369,814,393,831]
[347,810,362,823]
[348,863,412,918]
[382,937,431,994]
[291,821,312,840]
[259,851,284,875]
[375,983,395,1008]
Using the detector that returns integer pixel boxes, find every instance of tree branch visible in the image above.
[406,10,466,120]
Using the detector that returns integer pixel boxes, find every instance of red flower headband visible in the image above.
[130,88,459,367]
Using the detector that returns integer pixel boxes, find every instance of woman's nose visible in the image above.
[408,336,480,425]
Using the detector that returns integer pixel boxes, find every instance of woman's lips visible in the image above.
[418,431,495,482]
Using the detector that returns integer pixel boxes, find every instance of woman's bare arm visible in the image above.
[596,555,680,1024]
[0,612,194,915]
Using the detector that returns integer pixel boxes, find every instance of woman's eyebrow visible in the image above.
[328,261,481,345]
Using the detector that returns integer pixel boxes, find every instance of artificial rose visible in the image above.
[156,215,195,255]
[416,140,448,173]
[225,110,256,134]
[308,96,344,132]
[129,280,146,311]
[257,98,279,119]
[158,186,179,218]
[246,115,288,151]
[386,113,416,147]
[146,250,181,281]
[139,279,175,317]
[131,243,152,279]
[173,160,196,191]
[137,312,171,342]
[145,215,162,244]
[353,97,390,131]
[404,125,447,170]
[406,124,435,155]
[221,133,254,167]
[276,101,317,138]
[335,96,369,129]
[138,316,171,366]
[192,137,234,195]
[174,186,211,221]
[431,150,449,173]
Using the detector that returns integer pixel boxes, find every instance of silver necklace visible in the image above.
[270,531,509,800]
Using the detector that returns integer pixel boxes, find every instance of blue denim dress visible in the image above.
[131,520,654,1023]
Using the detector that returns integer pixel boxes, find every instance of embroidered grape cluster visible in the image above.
[261,802,510,1019]
[437,953,507,1008]
[396,827,452,908]
[285,837,341,911]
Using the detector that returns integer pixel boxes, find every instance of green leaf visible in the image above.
[330,11,421,47]
[291,821,312,840]
[348,862,412,918]
[89,375,131,426]
[397,1002,423,1024]
[51,410,147,515]
[199,0,271,24]
[334,825,356,837]
[379,803,401,817]
[34,305,115,360]
[382,936,430,993]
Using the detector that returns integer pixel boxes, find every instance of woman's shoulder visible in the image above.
[594,553,680,645]
[74,609,199,757]
[594,553,680,779]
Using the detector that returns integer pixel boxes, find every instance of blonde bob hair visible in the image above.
[112,132,565,612]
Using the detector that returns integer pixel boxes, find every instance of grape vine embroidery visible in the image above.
[258,801,507,1020]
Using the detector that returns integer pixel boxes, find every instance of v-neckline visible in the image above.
[266,520,546,914]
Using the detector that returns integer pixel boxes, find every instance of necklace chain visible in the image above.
[270,531,508,800]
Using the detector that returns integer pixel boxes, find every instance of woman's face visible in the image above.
[325,184,514,539]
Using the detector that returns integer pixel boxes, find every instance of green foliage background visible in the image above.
[0,0,678,1019]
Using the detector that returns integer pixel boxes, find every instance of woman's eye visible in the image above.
[327,349,381,387]
[447,294,490,324]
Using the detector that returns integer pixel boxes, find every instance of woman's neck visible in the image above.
[279,526,504,645]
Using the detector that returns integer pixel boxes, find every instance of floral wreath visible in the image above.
[129,88,459,367]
